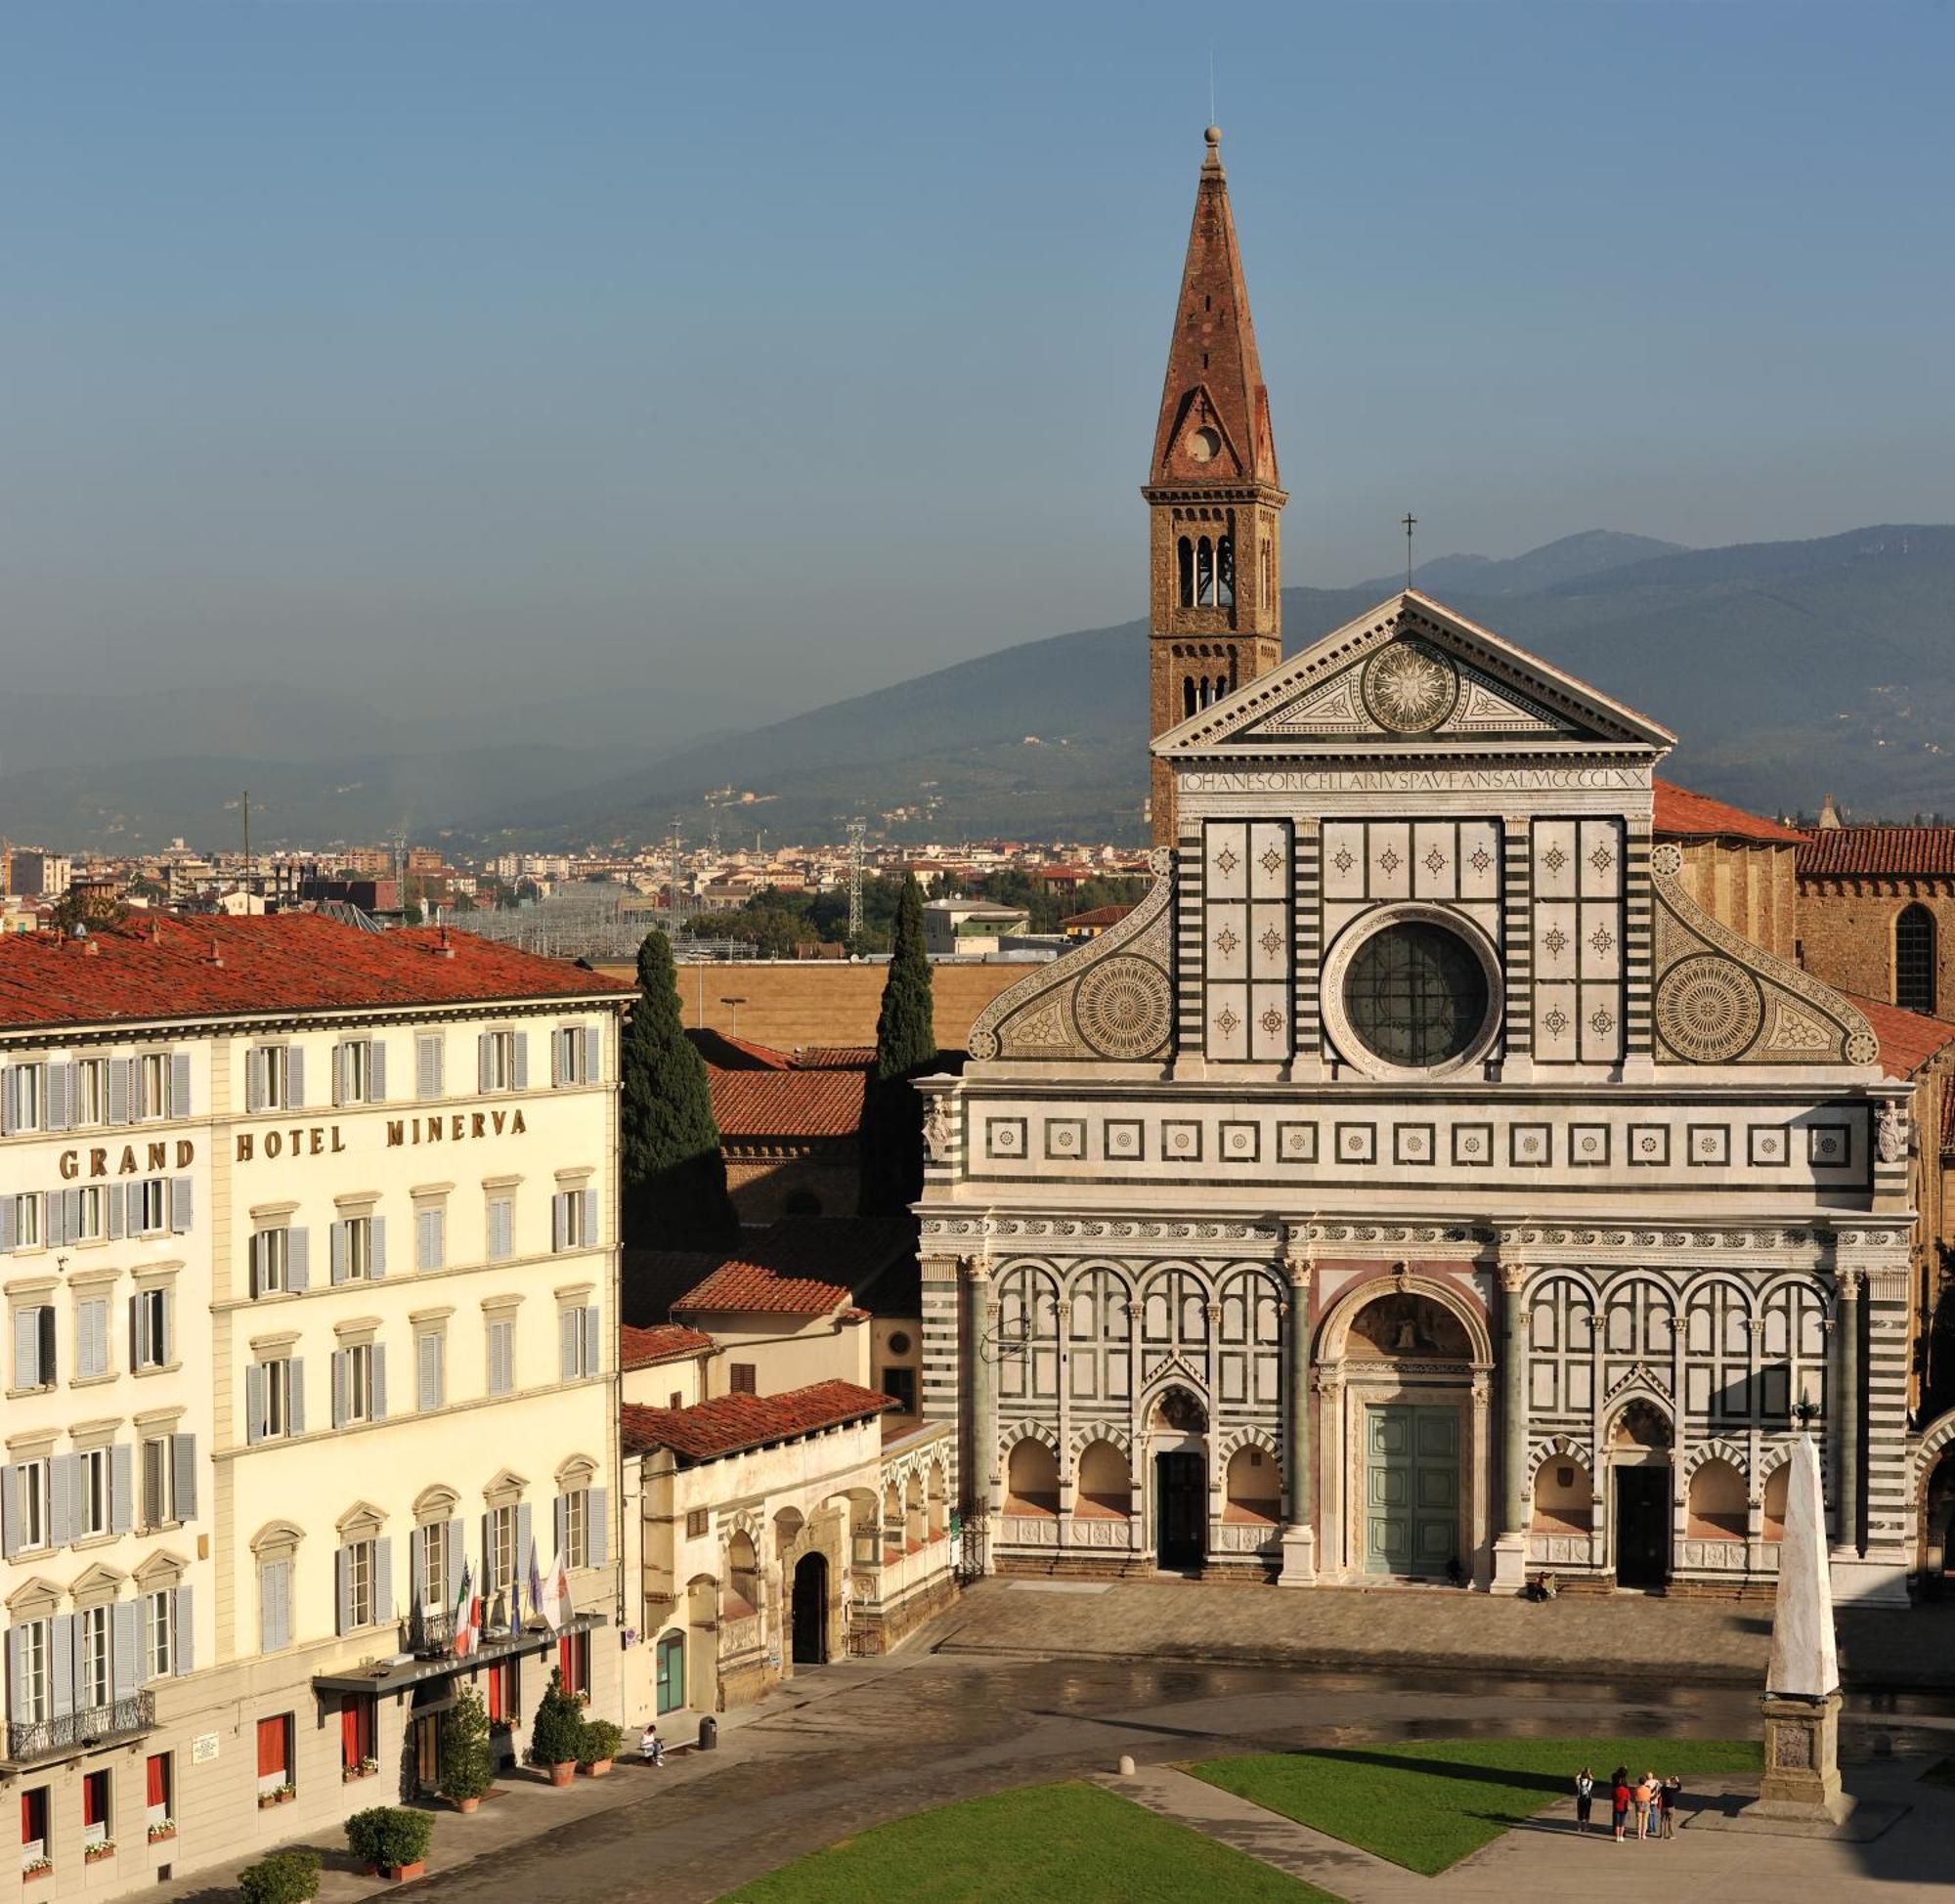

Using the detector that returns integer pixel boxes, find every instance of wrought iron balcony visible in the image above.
[4,1693,155,1767]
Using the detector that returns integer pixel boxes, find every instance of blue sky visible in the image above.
[1,0,1950,740]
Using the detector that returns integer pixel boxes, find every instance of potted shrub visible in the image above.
[238,1849,321,1904]
[580,1719,623,1778]
[344,1807,433,1883]
[526,1669,586,1788]
[438,1685,497,1813]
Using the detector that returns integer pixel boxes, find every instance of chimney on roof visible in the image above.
[82,937,99,957]
[434,924,455,959]
[207,936,224,967]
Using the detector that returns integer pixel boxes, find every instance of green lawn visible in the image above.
[1187,1737,1762,1876]
[720,1780,1336,1904]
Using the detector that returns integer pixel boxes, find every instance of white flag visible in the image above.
[541,1548,571,1634]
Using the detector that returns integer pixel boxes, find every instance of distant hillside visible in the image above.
[1354,529,1687,599]
[503,524,1955,845]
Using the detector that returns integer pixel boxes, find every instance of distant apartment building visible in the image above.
[0,916,630,1897]
[921,897,1031,958]
[4,852,71,901]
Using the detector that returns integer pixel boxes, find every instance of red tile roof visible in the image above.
[0,914,630,1031]
[669,1217,918,1320]
[619,1322,715,1369]
[621,1380,894,1461]
[1653,780,1805,845]
[708,1067,865,1142]
[1840,992,1955,1079]
[793,1046,876,1070]
[1063,903,1136,929]
[687,1030,796,1071]
[1796,828,1955,879]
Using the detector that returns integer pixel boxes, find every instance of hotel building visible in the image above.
[0,914,629,1895]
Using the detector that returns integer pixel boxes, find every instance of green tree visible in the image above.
[437,1685,497,1804]
[620,930,738,1250]
[858,876,936,1216]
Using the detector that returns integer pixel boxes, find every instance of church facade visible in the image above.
[913,128,1919,1604]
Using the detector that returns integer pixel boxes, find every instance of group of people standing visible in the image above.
[1573,1765,1683,1841]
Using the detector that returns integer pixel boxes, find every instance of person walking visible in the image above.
[1662,1774,1682,1838]
[1634,1771,1657,1841]
[1574,1766,1595,1836]
[1611,1771,1630,1843]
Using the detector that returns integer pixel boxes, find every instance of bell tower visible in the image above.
[1145,125,1286,844]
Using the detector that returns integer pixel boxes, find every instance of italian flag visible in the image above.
[451,1559,477,1660]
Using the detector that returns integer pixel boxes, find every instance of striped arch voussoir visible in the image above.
[1214,1424,1281,1465]
[1068,1423,1133,1461]
[1913,1407,1955,1493]
[1002,1419,1061,1458]
[1527,1434,1593,1480]
[1682,1438,1750,1482]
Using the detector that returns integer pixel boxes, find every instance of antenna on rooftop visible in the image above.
[667,817,684,936]
[846,818,868,947]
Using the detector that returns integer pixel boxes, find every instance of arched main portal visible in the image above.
[1316,1275,1491,1584]
[790,1551,828,1666]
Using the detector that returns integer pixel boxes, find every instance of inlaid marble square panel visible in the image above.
[1688,1123,1731,1167]
[1628,1123,1671,1166]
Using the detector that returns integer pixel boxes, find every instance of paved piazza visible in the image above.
[156,1582,1955,1902]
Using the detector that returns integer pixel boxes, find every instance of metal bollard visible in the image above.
[698,1715,718,1752]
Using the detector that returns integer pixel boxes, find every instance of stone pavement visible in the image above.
[1102,1756,1955,1902]
[146,1589,1955,1903]
[937,1576,1955,1687]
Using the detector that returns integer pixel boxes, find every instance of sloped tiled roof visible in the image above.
[621,1380,893,1462]
[793,1046,876,1070]
[1063,903,1137,929]
[1841,992,1955,1079]
[708,1066,865,1142]
[673,1217,916,1318]
[621,1248,727,1328]
[1797,829,1955,879]
[0,914,630,1032]
[619,1322,715,1370]
[686,1029,796,1071]
[1652,780,1805,845]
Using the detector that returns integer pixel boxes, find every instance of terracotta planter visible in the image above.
[582,1758,613,1779]
[451,1796,481,1814]
[380,1862,426,1882]
[148,1832,177,1845]
[546,1762,576,1789]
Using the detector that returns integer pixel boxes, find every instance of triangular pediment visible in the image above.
[1154,591,1675,757]
[1160,384,1248,481]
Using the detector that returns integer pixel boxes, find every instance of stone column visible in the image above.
[1278,1250,1317,1586]
[1831,1268,1861,1560]
[1490,1258,1530,1594]
[962,1258,997,1574]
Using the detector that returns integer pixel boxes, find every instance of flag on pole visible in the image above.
[527,1539,544,1628]
[541,1548,571,1634]
[451,1558,474,1660]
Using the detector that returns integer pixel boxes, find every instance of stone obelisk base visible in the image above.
[1752,1692,1853,1826]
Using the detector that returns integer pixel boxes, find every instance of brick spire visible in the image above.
[1148,125,1279,488]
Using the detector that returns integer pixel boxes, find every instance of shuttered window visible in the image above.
[486,1319,515,1398]
[486,1196,514,1263]
[414,1206,446,1273]
[416,1331,446,1411]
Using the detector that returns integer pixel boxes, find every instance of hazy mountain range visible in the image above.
[5,525,1952,851]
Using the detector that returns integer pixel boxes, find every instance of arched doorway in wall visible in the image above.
[791,1551,828,1666]
[1317,1280,1482,1581]
[1148,1387,1207,1572]
[1609,1399,1673,1588]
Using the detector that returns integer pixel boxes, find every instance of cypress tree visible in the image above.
[620,930,738,1250]
[859,877,936,1215]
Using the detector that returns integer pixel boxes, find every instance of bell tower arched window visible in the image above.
[1216,534,1235,607]
[1177,538,1194,608]
[1195,537,1215,606]
[1896,904,1935,1014]
[1183,675,1197,719]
